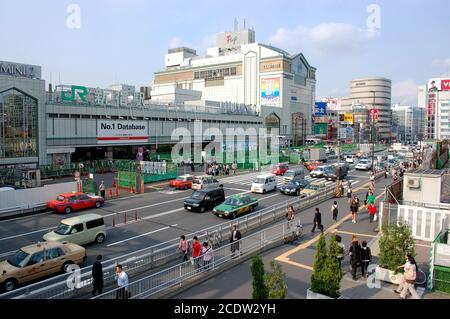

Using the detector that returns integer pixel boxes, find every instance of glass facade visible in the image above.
[0,89,38,158]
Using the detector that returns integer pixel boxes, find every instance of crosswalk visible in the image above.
[218,171,359,188]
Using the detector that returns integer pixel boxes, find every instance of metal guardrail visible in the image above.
[0,202,47,216]
[2,183,338,299]
[92,217,302,299]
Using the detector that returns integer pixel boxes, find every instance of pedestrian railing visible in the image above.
[92,217,302,299]
[3,183,339,299]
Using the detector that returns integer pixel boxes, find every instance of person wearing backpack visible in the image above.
[349,235,361,280]
[360,241,372,278]
[331,201,339,223]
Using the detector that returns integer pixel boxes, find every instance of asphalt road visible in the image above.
[0,163,377,292]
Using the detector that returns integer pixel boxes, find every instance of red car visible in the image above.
[272,163,289,176]
[47,192,104,214]
[169,175,194,190]
[305,161,321,171]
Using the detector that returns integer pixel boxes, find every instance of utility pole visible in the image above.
[370,91,376,173]
[336,114,341,195]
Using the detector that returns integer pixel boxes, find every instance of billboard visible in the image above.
[314,102,327,116]
[428,78,450,92]
[261,77,280,106]
[97,120,148,144]
[345,126,354,144]
[344,113,354,125]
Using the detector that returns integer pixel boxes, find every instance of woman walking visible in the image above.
[331,201,339,223]
[178,235,189,262]
[395,254,420,299]
[350,197,360,224]
[347,185,353,204]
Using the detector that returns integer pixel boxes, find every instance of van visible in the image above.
[42,213,107,245]
[184,188,225,213]
[283,168,305,183]
[192,175,223,190]
[251,173,277,194]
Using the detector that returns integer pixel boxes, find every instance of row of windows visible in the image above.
[194,67,237,80]
[47,114,261,125]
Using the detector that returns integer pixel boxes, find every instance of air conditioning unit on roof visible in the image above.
[407,177,420,189]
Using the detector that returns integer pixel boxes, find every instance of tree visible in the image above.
[379,221,416,273]
[250,256,268,299]
[310,233,328,294]
[322,235,343,298]
[265,261,287,299]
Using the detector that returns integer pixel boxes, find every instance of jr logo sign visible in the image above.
[61,85,88,102]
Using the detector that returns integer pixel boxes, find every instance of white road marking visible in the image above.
[0,250,17,258]
[0,226,56,242]
[106,224,179,247]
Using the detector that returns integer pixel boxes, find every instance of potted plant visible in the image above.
[376,221,416,284]
[307,234,343,299]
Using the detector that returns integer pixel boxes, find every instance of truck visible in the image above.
[303,148,327,162]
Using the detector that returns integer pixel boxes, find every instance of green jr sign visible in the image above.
[61,85,88,102]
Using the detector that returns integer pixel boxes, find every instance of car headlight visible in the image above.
[289,189,295,192]
[224,211,229,215]
[191,203,199,207]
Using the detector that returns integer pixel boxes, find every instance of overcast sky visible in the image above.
[1,0,449,105]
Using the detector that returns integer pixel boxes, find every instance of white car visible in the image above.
[251,173,277,194]
[310,166,327,178]
[355,159,373,171]
[345,155,356,164]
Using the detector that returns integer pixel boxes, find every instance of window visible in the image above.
[69,196,78,202]
[81,115,90,119]
[86,218,104,229]
[79,194,90,200]
[46,248,64,260]
[48,113,58,118]
[59,114,70,118]
[27,251,44,266]
[71,223,84,233]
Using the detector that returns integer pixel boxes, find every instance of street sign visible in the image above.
[369,109,379,123]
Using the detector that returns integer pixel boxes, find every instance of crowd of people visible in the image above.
[205,162,237,176]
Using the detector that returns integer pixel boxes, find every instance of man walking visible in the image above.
[99,181,106,200]
[360,241,372,278]
[349,236,361,280]
[230,225,242,257]
[115,264,129,299]
[311,208,323,233]
[192,236,202,271]
[92,255,104,296]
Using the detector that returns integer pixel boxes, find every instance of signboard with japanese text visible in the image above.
[97,120,148,144]
[344,113,354,125]
[314,102,327,116]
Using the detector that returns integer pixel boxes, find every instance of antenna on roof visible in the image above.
[234,17,238,31]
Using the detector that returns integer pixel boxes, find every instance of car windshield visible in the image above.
[253,178,266,184]
[7,249,30,268]
[56,195,65,202]
[176,177,186,181]
[284,171,295,177]
[54,223,71,235]
[291,182,301,187]
[223,198,242,206]
[193,179,202,184]
[359,160,368,164]
[325,167,336,173]
[191,191,205,200]
[306,184,320,190]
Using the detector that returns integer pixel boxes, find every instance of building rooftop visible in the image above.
[407,169,445,176]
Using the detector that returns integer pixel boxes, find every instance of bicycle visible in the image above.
[415,268,427,285]
[208,231,222,249]
[284,221,303,244]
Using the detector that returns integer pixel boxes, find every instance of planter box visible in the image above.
[306,288,341,299]
[375,266,403,285]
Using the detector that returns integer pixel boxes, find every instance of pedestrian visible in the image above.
[331,201,338,223]
[191,236,202,271]
[367,191,375,205]
[202,242,213,270]
[99,180,106,200]
[178,235,189,262]
[336,235,345,268]
[350,197,359,224]
[360,241,372,278]
[232,162,237,175]
[384,167,388,179]
[349,236,361,280]
[347,185,353,203]
[92,255,104,296]
[368,203,377,223]
[311,208,323,233]
[115,264,129,299]
[225,164,230,175]
[230,225,242,257]
[398,254,420,299]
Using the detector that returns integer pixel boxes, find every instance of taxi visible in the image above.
[212,194,258,219]
[272,163,289,176]
[300,181,327,198]
[47,192,104,214]
[169,175,194,190]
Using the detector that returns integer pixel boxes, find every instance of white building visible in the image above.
[425,78,450,140]
[391,105,425,142]
[151,28,317,144]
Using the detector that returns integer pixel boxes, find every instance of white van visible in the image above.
[251,173,278,194]
[43,213,107,245]
[192,175,223,190]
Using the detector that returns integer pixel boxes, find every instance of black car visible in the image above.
[184,188,225,213]
[278,178,310,196]
[324,164,348,181]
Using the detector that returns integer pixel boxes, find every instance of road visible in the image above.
[0,163,375,292]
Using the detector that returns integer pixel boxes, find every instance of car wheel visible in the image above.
[231,212,237,219]
[296,190,300,196]
[184,185,188,190]
[95,233,105,244]
[95,201,101,208]
[200,207,205,213]
[3,278,17,292]
[263,189,266,194]
[64,207,72,214]
[219,184,223,188]
[62,261,74,273]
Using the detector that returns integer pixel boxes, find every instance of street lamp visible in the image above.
[370,90,376,173]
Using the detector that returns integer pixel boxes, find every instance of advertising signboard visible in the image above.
[314,102,327,116]
[261,77,280,106]
[344,113,354,125]
[345,126,354,144]
[369,109,379,123]
[428,78,450,92]
[97,120,148,144]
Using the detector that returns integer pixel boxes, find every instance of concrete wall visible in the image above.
[403,174,443,204]
[0,181,78,212]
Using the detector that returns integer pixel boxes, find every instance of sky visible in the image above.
[1,0,450,106]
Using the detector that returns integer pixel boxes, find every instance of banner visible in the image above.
[97,120,148,144]
[261,77,280,106]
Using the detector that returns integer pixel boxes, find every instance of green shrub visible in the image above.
[251,256,268,299]
[310,234,328,295]
[265,261,287,299]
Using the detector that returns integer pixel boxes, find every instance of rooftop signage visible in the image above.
[0,61,42,79]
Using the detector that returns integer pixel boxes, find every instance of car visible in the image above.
[310,166,328,178]
[169,175,194,190]
[192,175,223,190]
[283,168,305,183]
[47,192,104,214]
[324,164,349,181]
[212,194,258,219]
[300,181,327,197]
[272,163,289,176]
[251,173,277,194]
[304,161,321,171]
[0,241,86,292]
[355,159,373,171]
[345,155,356,164]
[278,178,310,196]
[184,188,225,213]
[43,214,107,245]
